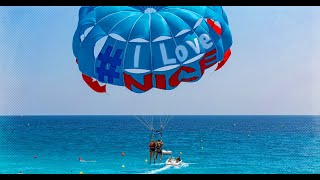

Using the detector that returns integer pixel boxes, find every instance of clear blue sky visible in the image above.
[0,6,319,115]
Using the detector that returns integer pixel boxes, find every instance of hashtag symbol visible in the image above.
[96,46,122,84]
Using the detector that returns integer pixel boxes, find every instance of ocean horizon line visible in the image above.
[1,114,320,117]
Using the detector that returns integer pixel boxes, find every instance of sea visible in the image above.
[0,115,319,174]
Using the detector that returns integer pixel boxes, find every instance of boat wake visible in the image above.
[143,162,191,174]
[144,165,172,174]
[173,162,189,169]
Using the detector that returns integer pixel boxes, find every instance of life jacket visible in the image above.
[149,142,156,150]
[156,142,162,149]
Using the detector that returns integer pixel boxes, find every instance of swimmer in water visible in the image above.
[78,156,96,163]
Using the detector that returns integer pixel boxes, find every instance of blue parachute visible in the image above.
[72,6,232,93]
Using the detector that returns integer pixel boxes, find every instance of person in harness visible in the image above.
[155,139,164,162]
[148,139,156,164]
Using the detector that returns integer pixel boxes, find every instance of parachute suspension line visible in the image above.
[160,116,163,129]
[156,116,162,140]
[163,115,168,129]
[145,116,153,130]
[151,116,154,130]
[134,115,152,130]
[159,115,172,150]
[140,116,147,127]
[135,115,150,129]
[162,115,173,129]
[161,115,166,129]
[142,115,151,130]
[149,116,153,130]
[143,115,153,130]
[148,115,158,140]
[135,115,172,140]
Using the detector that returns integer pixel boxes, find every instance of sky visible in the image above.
[0,6,319,115]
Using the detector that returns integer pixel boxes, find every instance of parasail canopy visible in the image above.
[72,6,232,93]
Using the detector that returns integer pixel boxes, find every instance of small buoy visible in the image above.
[34,156,37,158]
[180,152,182,155]
[80,171,83,174]
[145,159,148,162]
[122,165,125,168]
[121,152,125,156]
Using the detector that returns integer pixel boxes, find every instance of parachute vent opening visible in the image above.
[154,64,180,72]
[194,18,203,29]
[183,53,204,65]
[80,26,94,42]
[125,69,151,74]
[152,36,172,42]
[214,21,221,29]
[144,8,157,14]
[80,35,84,42]
[206,18,222,35]
[175,29,191,37]
[94,36,108,59]
[109,33,126,42]
[129,38,149,43]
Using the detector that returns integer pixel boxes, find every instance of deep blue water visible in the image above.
[0,115,320,174]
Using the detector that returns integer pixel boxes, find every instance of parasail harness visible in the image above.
[134,115,172,141]
[151,128,163,140]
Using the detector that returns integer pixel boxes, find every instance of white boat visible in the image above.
[165,158,182,166]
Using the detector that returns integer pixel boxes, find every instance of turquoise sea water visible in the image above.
[0,115,320,174]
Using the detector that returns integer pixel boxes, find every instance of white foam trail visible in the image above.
[173,162,189,169]
[144,165,172,174]
[143,162,191,174]
[151,162,166,166]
